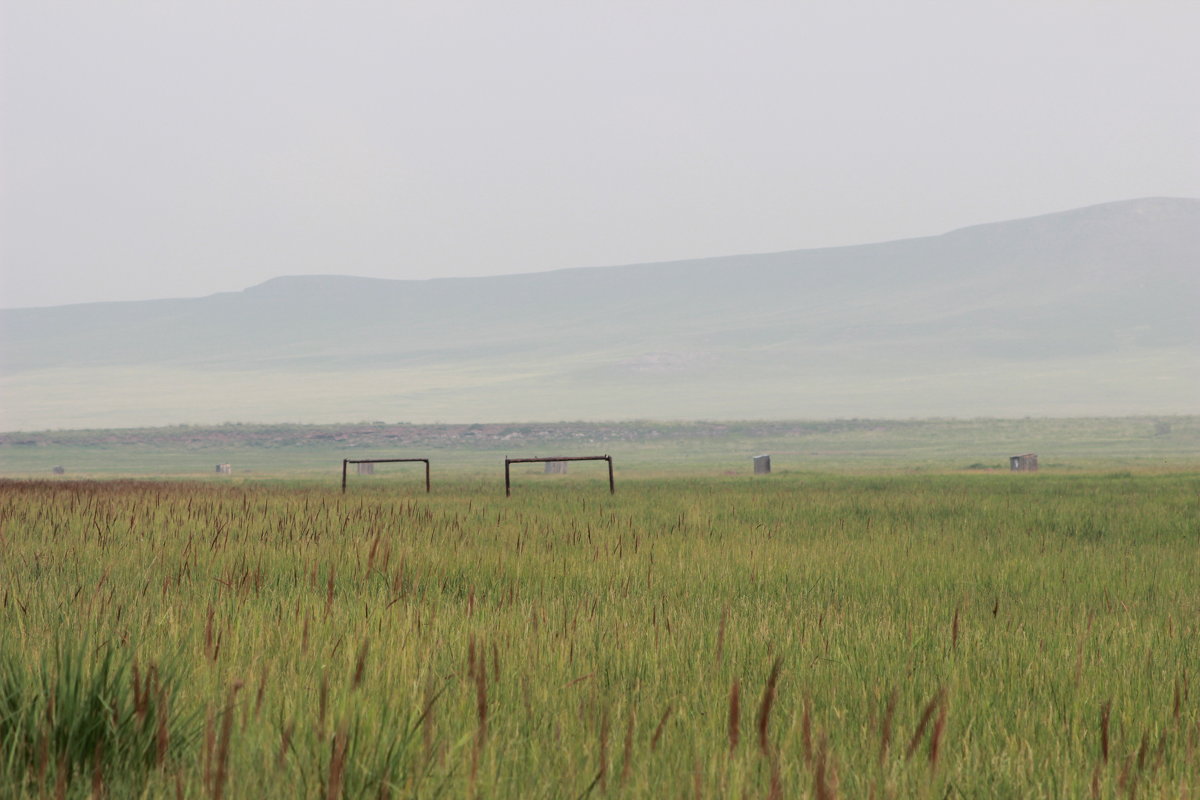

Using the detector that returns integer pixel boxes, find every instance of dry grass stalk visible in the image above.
[212,682,243,800]
[132,661,145,724]
[468,671,487,800]
[1115,755,1132,796]
[728,679,740,752]
[422,676,437,765]
[91,739,104,799]
[757,657,782,756]
[326,724,348,800]
[318,673,329,742]
[204,606,215,661]
[620,709,635,786]
[54,755,67,800]
[801,695,813,767]
[879,688,897,766]
[1074,639,1085,686]
[352,639,369,690]
[565,672,594,689]
[325,566,335,618]
[928,700,948,769]
[475,657,488,739]
[905,689,942,761]
[366,532,381,572]
[35,731,49,786]
[598,709,610,792]
[767,754,783,800]
[471,653,488,793]
[813,733,837,800]
[254,667,268,718]
[715,605,728,664]
[951,607,960,651]
[1100,701,1111,764]
[155,684,171,767]
[276,721,294,770]
[651,704,672,752]
[201,707,215,793]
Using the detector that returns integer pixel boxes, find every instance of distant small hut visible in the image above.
[52,465,65,475]
[544,461,568,474]
[356,462,375,475]
[216,464,232,475]
[753,455,772,475]
[1009,453,1038,472]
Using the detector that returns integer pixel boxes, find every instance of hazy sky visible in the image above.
[2,0,1198,309]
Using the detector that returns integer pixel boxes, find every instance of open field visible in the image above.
[2,469,1198,798]
[2,416,1198,479]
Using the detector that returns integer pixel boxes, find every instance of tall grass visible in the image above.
[0,643,195,796]
[0,471,1197,797]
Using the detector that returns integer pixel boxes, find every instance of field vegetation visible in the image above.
[2,468,1198,798]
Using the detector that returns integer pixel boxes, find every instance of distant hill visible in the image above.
[2,197,1197,430]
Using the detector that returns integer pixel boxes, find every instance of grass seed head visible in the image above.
[1100,701,1111,764]
[906,689,943,761]
[757,657,781,757]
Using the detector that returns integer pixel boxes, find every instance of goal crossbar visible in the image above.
[504,455,614,497]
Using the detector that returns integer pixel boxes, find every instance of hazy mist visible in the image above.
[3,198,1196,430]
[3,1,1199,309]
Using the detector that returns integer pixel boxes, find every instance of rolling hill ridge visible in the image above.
[2,197,1197,429]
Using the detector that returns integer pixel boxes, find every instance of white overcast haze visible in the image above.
[2,0,1198,309]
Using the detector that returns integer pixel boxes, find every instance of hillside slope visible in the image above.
[2,198,1197,429]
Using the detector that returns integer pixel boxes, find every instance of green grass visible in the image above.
[0,645,197,797]
[1,470,1198,797]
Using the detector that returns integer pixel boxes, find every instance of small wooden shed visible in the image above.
[1009,453,1038,472]
[753,455,772,475]
[356,462,375,475]
[215,464,232,475]
[544,461,568,474]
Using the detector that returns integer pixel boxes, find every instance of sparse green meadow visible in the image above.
[2,470,1198,798]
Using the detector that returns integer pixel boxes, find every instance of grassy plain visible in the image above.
[2,467,1198,798]
[1,416,1197,478]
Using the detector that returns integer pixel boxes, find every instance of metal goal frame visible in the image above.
[504,455,614,497]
